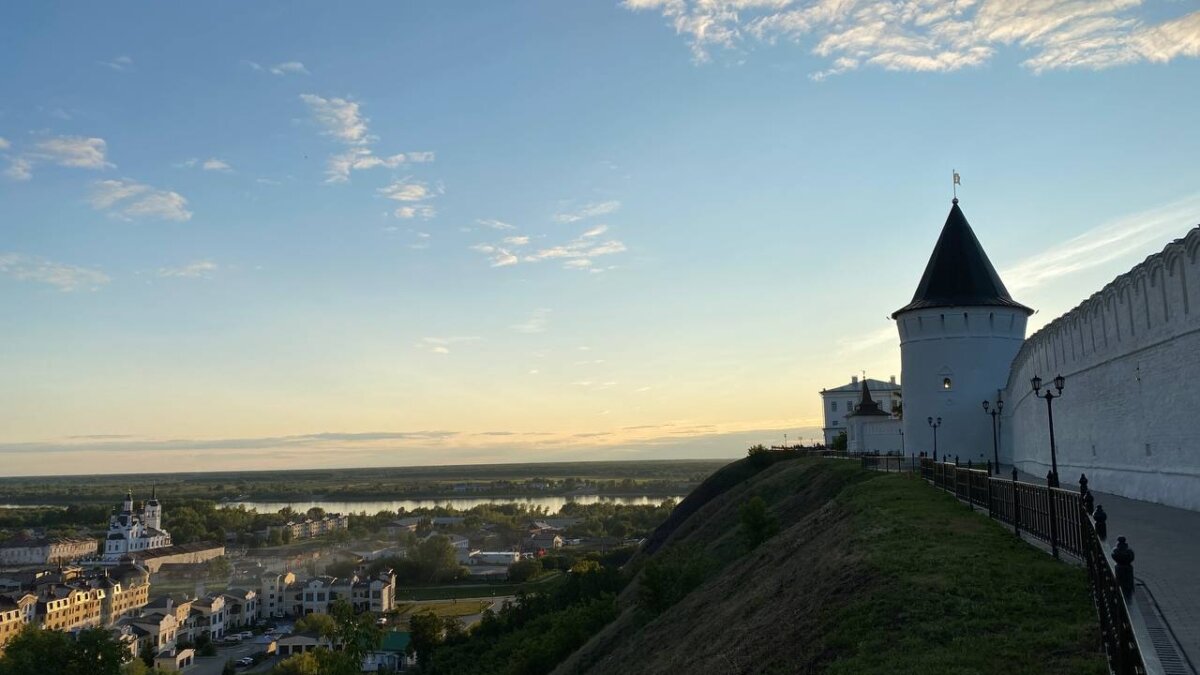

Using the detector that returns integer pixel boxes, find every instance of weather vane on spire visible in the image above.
[952,169,961,201]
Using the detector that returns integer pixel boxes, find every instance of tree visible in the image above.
[0,626,129,675]
[0,627,74,675]
[293,612,337,637]
[270,652,322,675]
[206,556,232,580]
[410,535,465,583]
[507,558,543,583]
[637,545,713,615]
[739,496,780,549]
[408,609,443,670]
[329,600,381,667]
[831,431,848,452]
[74,628,129,675]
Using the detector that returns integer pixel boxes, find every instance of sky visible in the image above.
[1,1,1199,476]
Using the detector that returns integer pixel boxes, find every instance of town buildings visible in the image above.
[269,513,350,541]
[0,562,150,651]
[0,535,98,567]
[283,570,396,616]
[819,376,902,447]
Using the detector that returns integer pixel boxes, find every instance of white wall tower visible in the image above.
[893,199,1033,464]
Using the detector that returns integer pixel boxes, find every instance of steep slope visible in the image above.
[555,457,1104,675]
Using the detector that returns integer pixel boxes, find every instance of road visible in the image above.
[190,637,276,675]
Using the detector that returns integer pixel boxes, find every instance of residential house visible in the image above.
[277,631,328,657]
[222,588,258,629]
[0,592,36,651]
[154,647,195,672]
[189,594,226,640]
[363,631,414,672]
[258,570,295,620]
[122,611,179,657]
[524,533,563,554]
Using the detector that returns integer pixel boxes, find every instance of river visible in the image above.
[222,494,684,515]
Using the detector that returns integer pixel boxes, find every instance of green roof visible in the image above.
[380,631,411,653]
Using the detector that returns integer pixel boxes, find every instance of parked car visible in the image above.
[239,631,253,639]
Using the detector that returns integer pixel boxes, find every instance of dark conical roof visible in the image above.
[892,200,1032,318]
[849,379,890,417]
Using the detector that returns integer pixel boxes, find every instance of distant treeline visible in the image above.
[0,459,725,505]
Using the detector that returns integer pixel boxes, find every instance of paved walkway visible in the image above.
[1014,469,1200,673]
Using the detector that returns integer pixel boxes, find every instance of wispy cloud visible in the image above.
[100,55,133,71]
[4,157,32,181]
[379,179,440,218]
[471,222,627,272]
[157,260,218,278]
[300,94,435,183]
[91,179,193,222]
[248,60,310,76]
[477,219,516,231]
[0,253,110,291]
[470,243,520,267]
[300,94,369,145]
[0,138,9,150]
[553,200,621,223]
[1002,192,1200,294]
[178,157,233,172]
[5,135,114,180]
[417,336,482,354]
[511,308,552,334]
[623,0,1200,77]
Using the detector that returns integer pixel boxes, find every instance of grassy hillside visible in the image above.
[556,457,1105,675]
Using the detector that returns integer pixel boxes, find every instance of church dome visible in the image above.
[892,200,1032,318]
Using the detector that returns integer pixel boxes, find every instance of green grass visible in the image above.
[394,600,492,618]
[393,571,564,601]
[820,466,1106,674]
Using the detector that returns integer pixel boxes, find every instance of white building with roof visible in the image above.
[820,375,901,446]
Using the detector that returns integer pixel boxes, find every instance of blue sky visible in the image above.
[2,1,1199,475]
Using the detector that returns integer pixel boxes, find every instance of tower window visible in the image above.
[830,401,837,411]
[942,377,952,390]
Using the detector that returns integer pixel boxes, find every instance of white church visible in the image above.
[822,197,1200,511]
[102,489,172,561]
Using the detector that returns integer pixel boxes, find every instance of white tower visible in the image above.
[893,199,1033,464]
[144,487,162,531]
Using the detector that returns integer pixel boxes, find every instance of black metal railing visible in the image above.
[910,457,1147,674]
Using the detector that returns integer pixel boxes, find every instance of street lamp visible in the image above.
[927,416,942,461]
[982,398,1003,475]
[1031,374,1065,488]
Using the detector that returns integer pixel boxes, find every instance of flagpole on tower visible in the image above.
[952,170,961,201]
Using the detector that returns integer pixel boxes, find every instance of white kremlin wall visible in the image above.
[1003,226,1200,510]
